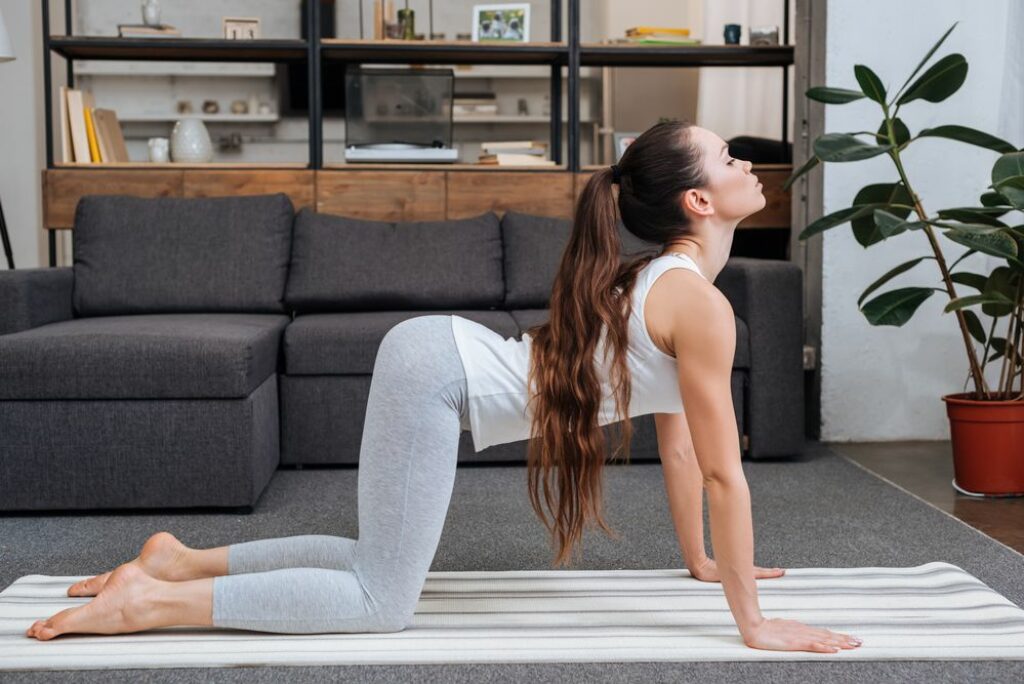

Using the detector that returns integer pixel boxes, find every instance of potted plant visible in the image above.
[785,22,1023,496]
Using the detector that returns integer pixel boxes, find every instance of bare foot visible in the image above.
[27,562,164,640]
[67,531,190,597]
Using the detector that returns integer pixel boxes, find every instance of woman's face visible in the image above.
[683,126,766,223]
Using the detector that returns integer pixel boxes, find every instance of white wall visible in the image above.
[821,0,1021,441]
[0,0,47,269]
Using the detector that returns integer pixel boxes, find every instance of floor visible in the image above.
[829,440,1024,555]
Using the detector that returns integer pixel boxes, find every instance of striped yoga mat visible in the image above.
[1,561,1023,671]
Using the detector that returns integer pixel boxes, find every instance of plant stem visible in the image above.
[883,109,988,399]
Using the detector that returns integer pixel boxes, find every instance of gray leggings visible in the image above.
[211,314,469,633]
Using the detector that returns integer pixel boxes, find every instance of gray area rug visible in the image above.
[0,441,1021,682]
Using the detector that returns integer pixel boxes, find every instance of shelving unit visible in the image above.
[41,0,794,266]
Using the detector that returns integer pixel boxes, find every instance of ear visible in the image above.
[681,188,714,218]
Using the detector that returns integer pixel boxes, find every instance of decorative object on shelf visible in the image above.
[176,100,193,114]
[456,32,472,41]
[170,118,214,162]
[0,6,14,269]
[472,4,529,43]
[202,100,219,114]
[517,97,529,116]
[750,26,780,46]
[397,2,415,40]
[431,32,445,40]
[344,66,459,163]
[257,102,272,115]
[223,16,261,40]
[230,99,249,115]
[116,23,179,38]
[218,132,244,152]
[613,131,639,162]
[723,23,742,45]
[148,137,170,162]
[141,0,161,27]
[477,140,552,166]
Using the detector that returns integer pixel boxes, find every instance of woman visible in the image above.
[26,121,862,654]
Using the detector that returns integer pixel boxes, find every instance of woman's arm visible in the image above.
[654,412,709,572]
[669,275,765,638]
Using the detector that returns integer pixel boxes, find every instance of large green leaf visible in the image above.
[892,22,959,104]
[857,256,932,306]
[982,267,1022,317]
[980,190,1012,207]
[874,209,926,238]
[782,155,820,191]
[992,151,1024,185]
[961,309,987,345]
[943,228,1018,260]
[943,292,1013,313]
[937,207,1009,226]
[799,203,887,240]
[806,86,865,104]
[993,176,1024,210]
[896,53,968,105]
[916,125,1016,153]
[948,248,979,270]
[854,65,887,104]
[950,271,989,292]
[851,183,915,246]
[874,117,911,147]
[861,287,935,326]
[814,133,892,162]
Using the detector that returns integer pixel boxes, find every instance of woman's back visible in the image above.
[450,252,709,452]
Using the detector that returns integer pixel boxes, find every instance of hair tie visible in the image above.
[610,163,622,184]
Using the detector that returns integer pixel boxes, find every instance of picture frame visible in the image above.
[222,17,261,40]
[613,131,640,162]
[471,4,530,43]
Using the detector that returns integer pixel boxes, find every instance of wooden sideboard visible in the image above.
[42,165,791,228]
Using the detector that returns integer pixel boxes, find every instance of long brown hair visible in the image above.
[523,119,710,568]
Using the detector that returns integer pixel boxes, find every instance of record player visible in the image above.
[344,66,459,163]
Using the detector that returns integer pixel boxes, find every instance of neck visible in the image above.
[660,216,738,282]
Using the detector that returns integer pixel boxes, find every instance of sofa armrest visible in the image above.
[714,257,804,458]
[0,267,75,336]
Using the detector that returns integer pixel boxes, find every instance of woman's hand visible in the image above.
[742,617,863,653]
[688,556,785,583]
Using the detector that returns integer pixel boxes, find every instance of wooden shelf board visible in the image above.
[53,162,309,169]
[321,39,568,65]
[322,162,568,171]
[580,43,794,67]
[49,36,308,62]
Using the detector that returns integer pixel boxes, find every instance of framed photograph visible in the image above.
[471,4,530,43]
[222,17,261,40]
[613,131,640,162]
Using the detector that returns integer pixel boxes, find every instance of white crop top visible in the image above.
[450,252,708,452]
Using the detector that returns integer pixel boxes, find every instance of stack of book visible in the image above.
[117,23,181,38]
[618,26,700,46]
[58,87,130,164]
[454,92,498,117]
[477,141,554,166]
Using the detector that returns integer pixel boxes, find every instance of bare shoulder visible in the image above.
[645,268,733,358]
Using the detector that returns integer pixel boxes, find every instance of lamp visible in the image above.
[0,8,15,269]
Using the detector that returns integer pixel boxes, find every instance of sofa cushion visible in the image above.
[0,314,289,399]
[71,194,295,316]
[285,310,519,375]
[508,308,751,368]
[285,209,504,313]
[500,211,660,309]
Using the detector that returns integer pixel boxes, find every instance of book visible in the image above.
[58,85,73,163]
[478,152,555,166]
[65,88,96,164]
[83,107,102,162]
[92,109,130,163]
[117,23,180,37]
[481,140,547,150]
[626,26,692,37]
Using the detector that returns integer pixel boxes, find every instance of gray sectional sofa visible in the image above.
[0,193,804,512]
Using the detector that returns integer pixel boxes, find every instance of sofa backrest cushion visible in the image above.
[500,210,660,308]
[71,193,295,316]
[284,209,504,312]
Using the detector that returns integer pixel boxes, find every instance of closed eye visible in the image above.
[727,158,735,165]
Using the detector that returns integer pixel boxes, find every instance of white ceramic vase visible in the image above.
[170,118,213,163]
[141,0,161,26]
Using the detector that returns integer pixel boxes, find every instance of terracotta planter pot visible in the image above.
[942,392,1024,496]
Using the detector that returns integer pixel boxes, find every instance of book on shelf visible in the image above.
[117,23,181,37]
[60,87,129,163]
[625,26,692,37]
[611,36,702,46]
[477,152,555,166]
[454,104,499,115]
[481,140,546,150]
